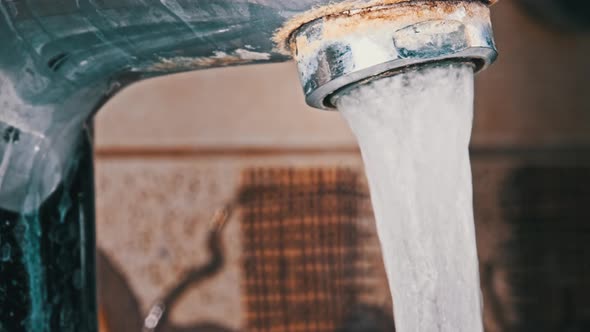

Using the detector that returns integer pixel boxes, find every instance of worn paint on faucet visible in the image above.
[142,49,272,72]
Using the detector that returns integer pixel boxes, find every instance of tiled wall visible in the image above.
[94,1,590,331]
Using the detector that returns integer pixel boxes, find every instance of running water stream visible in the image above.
[335,63,482,332]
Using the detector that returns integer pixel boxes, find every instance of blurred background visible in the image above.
[93,1,590,331]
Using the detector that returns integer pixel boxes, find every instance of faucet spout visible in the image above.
[286,0,498,109]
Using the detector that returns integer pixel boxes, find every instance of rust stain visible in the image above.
[290,1,490,61]
[147,49,271,71]
[274,0,495,55]
[149,54,253,71]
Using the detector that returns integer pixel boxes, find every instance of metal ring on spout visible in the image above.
[290,1,498,110]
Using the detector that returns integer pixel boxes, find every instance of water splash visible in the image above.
[336,63,482,332]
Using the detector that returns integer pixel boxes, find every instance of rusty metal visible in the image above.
[289,1,498,109]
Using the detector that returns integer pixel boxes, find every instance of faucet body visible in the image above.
[0,1,494,331]
[0,0,496,215]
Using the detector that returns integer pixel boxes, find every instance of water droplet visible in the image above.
[1,244,11,262]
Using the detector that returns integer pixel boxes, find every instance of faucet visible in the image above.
[0,1,496,331]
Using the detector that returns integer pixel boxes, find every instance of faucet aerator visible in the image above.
[288,0,498,110]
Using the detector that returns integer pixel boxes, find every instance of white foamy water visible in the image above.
[335,64,482,332]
